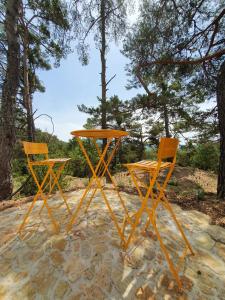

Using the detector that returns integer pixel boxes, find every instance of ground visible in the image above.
[113,166,225,228]
[5,166,224,228]
[0,189,225,299]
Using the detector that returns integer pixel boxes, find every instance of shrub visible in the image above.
[191,143,219,172]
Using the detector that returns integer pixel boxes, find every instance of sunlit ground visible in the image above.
[0,190,225,299]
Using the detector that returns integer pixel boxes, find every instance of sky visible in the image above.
[33,3,141,142]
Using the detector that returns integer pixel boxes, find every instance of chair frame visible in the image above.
[18,141,71,235]
[123,137,194,289]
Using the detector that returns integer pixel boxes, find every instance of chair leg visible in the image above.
[41,193,59,232]
[29,166,59,233]
[18,168,51,234]
[94,140,131,221]
[155,181,194,256]
[66,179,94,233]
[150,213,182,289]
[84,186,97,213]
[123,170,159,250]
[162,196,194,256]
[49,165,72,215]
[98,183,126,245]
[18,192,40,234]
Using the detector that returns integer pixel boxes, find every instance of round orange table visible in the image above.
[67,129,130,245]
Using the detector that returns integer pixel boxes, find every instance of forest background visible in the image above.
[0,0,224,200]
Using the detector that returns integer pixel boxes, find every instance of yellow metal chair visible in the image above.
[123,137,194,289]
[18,141,71,234]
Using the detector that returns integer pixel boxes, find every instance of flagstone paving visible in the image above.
[0,189,225,299]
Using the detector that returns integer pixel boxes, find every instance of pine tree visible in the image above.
[0,0,20,200]
[123,0,225,199]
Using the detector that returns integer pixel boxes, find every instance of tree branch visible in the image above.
[106,74,116,86]
[137,48,225,71]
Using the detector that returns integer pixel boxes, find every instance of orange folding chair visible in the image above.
[18,142,71,235]
[123,137,194,289]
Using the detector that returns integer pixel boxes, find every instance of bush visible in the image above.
[191,143,219,172]
[177,142,219,173]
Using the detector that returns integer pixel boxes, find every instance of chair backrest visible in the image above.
[157,137,179,161]
[22,141,48,155]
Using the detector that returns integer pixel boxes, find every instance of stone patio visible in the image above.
[0,189,225,299]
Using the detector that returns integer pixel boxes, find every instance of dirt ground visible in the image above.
[167,167,225,228]
[114,166,225,228]
[1,167,225,228]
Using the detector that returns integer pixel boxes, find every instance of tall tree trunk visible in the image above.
[217,60,225,200]
[22,28,35,141]
[139,130,145,160]
[163,102,170,137]
[100,0,107,132]
[0,0,20,200]
[100,0,110,182]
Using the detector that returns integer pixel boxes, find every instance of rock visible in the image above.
[193,232,215,250]
[64,259,86,282]
[81,241,91,259]
[94,264,112,293]
[180,275,193,292]
[0,285,7,298]
[53,237,67,251]
[86,285,106,300]
[73,241,80,252]
[214,243,225,262]
[198,282,216,296]
[207,225,225,244]
[124,248,144,269]
[68,292,86,300]
[31,263,56,296]
[90,252,102,268]
[25,233,47,249]
[197,249,225,275]
[0,190,225,300]
[110,238,120,248]
[158,273,170,289]
[50,250,64,266]
[11,282,36,300]
[94,243,108,253]
[15,271,28,282]
[54,280,70,299]
[136,284,155,299]
[188,211,210,228]
[0,261,11,277]
[144,248,155,260]
[84,267,95,281]
[2,249,16,260]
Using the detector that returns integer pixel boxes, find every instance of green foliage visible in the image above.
[122,0,222,140]
[13,130,69,196]
[177,143,195,167]
[72,0,128,65]
[191,143,219,172]
[66,138,99,178]
[12,127,220,199]
[196,188,205,201]
[168,178,178,186]
[144,148,157,160]
[177,142,219,172]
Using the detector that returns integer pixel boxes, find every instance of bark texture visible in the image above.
[22,27,35,141]
[100,0,107,131]
[163,102,170,137]
[0,0,20,200]
[217,60,225,200]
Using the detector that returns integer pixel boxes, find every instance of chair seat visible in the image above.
[31,158,71,166]
[125,160,171,171]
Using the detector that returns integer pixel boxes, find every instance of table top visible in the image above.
[71,129,129,139]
